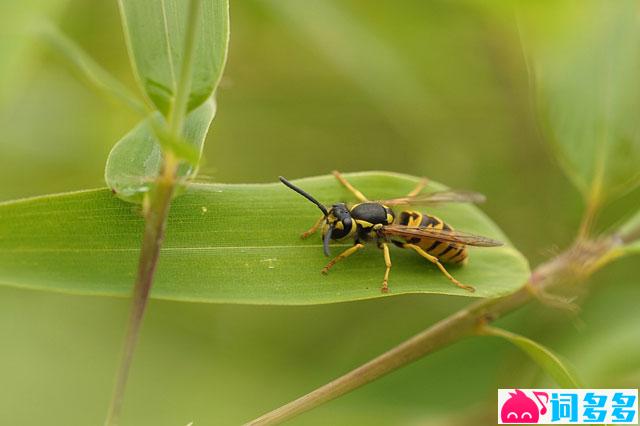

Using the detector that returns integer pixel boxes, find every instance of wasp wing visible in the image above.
[381,224,503,247]
[377,190,486,206]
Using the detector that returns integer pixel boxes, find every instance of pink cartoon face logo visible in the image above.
[500,389,548,423]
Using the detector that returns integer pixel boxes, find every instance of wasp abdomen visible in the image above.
[394,210,468,264]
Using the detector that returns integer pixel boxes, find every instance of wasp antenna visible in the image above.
[279,176,329,216]
[323,224,334,256]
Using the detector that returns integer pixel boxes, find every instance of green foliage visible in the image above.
[39,24,147,115]
[104,98,215,202]
[1,1,638,424]
[0,172,529,304]
[100,0,230,206]
[521,0,640,205]
[0,0,70,105]
[118,0,229,115]
[103,2,228,423]
[266,0,431,138]
[481,326,581,388]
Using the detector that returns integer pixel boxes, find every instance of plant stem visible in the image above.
[619,219,640,245]
[104,153,178,426]
[244,290,528,426]
[577,175,605,241]
[105,1,202,424]
[244,236,624,426]
[168,0,202,138]
[577,196,600,241]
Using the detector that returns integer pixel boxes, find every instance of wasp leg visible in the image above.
[403,243,475,292]
[332,170,369,202]
[406,178,429,197]
[381,242,392,293]
[322,243,365,274]
[301,215,325,239]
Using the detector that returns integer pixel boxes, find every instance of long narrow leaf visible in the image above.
[39,23,148,116]
[0,172,530,304]
[520,0,640,204]
[481,325,581,388]
[118,0,229,115]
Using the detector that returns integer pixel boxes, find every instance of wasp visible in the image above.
[279,171,503,293]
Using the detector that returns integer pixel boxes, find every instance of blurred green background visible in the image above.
[0,1,638,425]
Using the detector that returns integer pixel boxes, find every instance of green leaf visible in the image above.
[481,325,581,388]
[0,172,529,305]
[0,0,70,105]
[521,0,640,204]
[104,97,215,203]
[118,0,229,115]
[39,23,148,116]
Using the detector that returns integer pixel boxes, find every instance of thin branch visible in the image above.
[245,235,626,426]
[104,1,202,425]
[104,160,177,426]
[167,0,202,137]
[577,194,601,241]
[619,216,640,245]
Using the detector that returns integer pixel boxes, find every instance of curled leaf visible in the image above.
[104,98,215,203]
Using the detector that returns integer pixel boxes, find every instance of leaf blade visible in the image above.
[39,23,148,116]
[104,98,216,202]
[481,325,581,388]
[0,172,530,304]
[521,0,640,204]
[118,0,229,115]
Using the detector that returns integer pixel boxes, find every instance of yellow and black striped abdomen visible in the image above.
[392,210,468,264]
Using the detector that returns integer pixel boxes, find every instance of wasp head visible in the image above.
[321,203,355,256]
[279,176,356,256]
